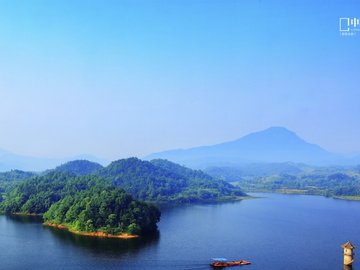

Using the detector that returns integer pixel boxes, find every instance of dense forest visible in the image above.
[44,186,160,235]
[0,172,160,235]
[206,164,360,198]
[0,158,247,208]
[98,158,246,203]
[0,170,36,197]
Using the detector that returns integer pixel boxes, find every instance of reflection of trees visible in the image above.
[7,214,43,224]
[45,225,160,255]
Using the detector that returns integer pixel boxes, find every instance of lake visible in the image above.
[0,193,359,270]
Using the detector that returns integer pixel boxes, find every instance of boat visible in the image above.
[211,258,251,267]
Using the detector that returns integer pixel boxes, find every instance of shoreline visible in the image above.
[12,212,43,216]
[246,190,360,202]
[44,223,139,239]
[333,195,360,201]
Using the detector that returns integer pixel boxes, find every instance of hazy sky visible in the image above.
[0,0,359,160]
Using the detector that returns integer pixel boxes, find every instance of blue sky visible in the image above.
[0,0,359,160]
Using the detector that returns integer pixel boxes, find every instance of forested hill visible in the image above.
[51,160,103,176]
[0,158,246,235]
[0,170,36,181]
[0,172,160,236]
[98,158,246,203]
[0,158,247,206]
[0,170,37,195]
[150,159,215,181]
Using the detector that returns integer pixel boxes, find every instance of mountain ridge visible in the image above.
[146,127,354,167]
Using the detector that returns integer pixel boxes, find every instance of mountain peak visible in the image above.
[263,126,294,133]
[244,126,298,138]
[53,160,103,176]
[146,127,338,167]
[228,127,304,148]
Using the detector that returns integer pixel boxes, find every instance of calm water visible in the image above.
[0,193,359,270]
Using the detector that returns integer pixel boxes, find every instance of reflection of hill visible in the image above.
[44,225,160,255]
[6,212,160,257]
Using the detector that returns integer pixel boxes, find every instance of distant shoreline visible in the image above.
[44,223,139,239]
[246,190,360,202]
[333,195,360,201]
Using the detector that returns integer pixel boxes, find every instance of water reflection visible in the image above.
[45,225,160,255]
[2,193,360,270]
[6,214,160,256]
[6,214,43,224]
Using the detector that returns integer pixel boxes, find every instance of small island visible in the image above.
[42,185,161,237]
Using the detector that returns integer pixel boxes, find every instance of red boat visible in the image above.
[211,258,251,267]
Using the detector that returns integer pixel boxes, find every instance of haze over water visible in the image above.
[1,193,359,270]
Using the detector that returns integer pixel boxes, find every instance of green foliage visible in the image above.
[99,158,246,203]
[1,158,247,214]
[51,160,103,176]
[1,171,160,235]
[0,170,37,199]
[43,186,160,235]
[0,158,247,234]
[0,170,36,181]
[1,171,82,214]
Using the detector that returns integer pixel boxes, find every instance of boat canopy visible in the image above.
[212,258,228,262]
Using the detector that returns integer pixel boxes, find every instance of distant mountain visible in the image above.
[0,148,57,172]
[0,148,109,172]
[146,127,348,167]
[351,155,360,165]
[52,160,103,176]
[98,158,246,203]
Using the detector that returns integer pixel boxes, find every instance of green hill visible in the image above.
[99,158,246,203]
[0,170,37,197]
[52,160,103,176]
